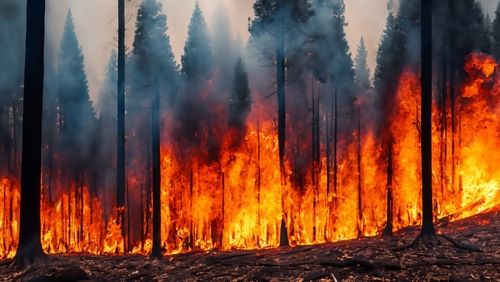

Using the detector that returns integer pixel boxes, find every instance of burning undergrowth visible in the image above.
[0,0,499,260]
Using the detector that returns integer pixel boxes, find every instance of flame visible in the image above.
[0,52,499,259]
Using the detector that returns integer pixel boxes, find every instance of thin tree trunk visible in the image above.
[449,0,456,195]
[333,89,338,197]
[140,184,144,251]
[15,0,46,264]
[117,0,126,251]
[257,121,261,246]
[276,0,289,248]
[189,167,193,250]
[382,140,393,237]
[311,80,316,242]
[150,84,162,258]
[440,54,447,199]
[221,171,225,248]
[126,175,131,253]
[80,160,84,245]
[357,105,362,237]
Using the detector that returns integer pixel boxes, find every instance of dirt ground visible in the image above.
[1,210,500,281]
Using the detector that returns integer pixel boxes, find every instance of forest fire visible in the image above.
[0,52,499,259]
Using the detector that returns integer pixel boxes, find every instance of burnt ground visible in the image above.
[1,211,500,282]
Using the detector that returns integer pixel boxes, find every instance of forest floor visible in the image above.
[1,210,500,282]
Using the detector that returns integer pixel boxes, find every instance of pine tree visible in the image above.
[99,50,117,119]
[181,1,213,81]
[374,11,407,97]
[491,1,500,60]
[329,0,355,89]
[130,0,178,103]
[228,57,251,129]
[355,36,371,90]
[57,9,95,146]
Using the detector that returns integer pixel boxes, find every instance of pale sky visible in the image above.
[44,0,498,104]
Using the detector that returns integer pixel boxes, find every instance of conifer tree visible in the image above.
[374,11,407,95]
[228,57,251,129]
[491,1,500,60]
[309,0,355,90]
[330,0,355,89]
[130,0,178,104]
[57,9,95,147]
[100,50,117,120]
[181,1,213,81]
[354,36,371,90]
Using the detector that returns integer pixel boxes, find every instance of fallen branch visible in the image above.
[441,233,482,252]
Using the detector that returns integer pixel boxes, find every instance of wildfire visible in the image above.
[1,52,500,259]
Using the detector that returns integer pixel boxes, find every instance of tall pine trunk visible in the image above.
[117,0,126,251]
[150,85,162,258]
[15,0,46,265]
[413,0,438,246]
[276,0,289,247]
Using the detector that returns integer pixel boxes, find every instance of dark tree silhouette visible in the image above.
[492,1,500,61]
[412,0,438,247]
[355,37,371,90]
[117,0,126,252]
[150,85,162,259]
[181,1,213,80]
[228,57,251,129]
[15,0,46,265]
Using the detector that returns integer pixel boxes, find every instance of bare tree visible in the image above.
[15,0,46,265]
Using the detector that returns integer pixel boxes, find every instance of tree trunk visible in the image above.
[117,0,126,250]
[449,0,456,195]
[150,85,162,258]
[15,0,46,265]
[276,0,289,248]
[333,89,338,197]
[413,0,438,247]
[357,105,362,237]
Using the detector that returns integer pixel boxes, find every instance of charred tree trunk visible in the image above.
[150,85,162,259]
[276,0,289,248]
[440,53,447,198]
[15,0,46,265]
[333,89,338,198]
[413,0,438,247]
[189,167,193,250]
[357,105,363,238]
[140,184,145,251]
[117,0,126,250]
[126,175,131,252]
[276,0,286,173]
[382,140,393,237]
[257,121,261,246]
[449,0,456,195]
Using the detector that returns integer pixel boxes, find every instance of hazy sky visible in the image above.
[44,0,499,103]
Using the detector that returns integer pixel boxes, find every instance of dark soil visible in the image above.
[1,210,500,281]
